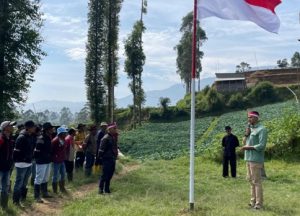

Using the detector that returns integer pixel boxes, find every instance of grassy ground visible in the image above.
[60,157,300,216]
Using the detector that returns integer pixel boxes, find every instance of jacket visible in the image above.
[98,133,118,160]
[34,133,52,164]
[0,134,14,171]
[222,133,239,157]
[51,136,67,163]
[13,130,35,163]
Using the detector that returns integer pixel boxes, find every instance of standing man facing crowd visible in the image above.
[241,111,267,210]
[222,126,239,178]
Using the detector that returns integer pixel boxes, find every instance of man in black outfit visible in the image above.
[222,126,239,178]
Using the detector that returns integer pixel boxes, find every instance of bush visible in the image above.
[227,93,245,109]
[246,81,278,105]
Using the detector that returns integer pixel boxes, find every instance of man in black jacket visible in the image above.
[222,126,240,178]
[97,123,118,194]
[33,122,54,202]
[0,121,16,208]
[12,120,36,206]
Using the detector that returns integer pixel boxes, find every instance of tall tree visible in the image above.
[291,51,300,68]
[59,107,73,126]
[0,0,45,121]
[236,62,251,73]
[175,12,207,94]
[136,0,147,126]
[85,0,107,124]
[105,0,123,123]
[75,104,90,124]
[124,21,146,129]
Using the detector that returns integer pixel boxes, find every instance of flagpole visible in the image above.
[189,0,197,211]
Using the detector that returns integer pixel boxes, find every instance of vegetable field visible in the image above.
[120,100,299,160]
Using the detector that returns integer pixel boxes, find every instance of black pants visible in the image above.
[99,159,116,192]
[75,152,85,168]
[64,160,74,174]
[223,155,236,177]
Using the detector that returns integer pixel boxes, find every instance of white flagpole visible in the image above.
[189,0,197,211]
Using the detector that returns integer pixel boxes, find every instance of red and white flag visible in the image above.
[198,0,281,33]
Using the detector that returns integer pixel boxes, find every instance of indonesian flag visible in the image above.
[198,0,281,33]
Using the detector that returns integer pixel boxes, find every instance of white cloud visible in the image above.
[65,48,86,61]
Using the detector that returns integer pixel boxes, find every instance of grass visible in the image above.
[61,157,300,216]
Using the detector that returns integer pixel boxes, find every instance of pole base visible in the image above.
[189,203,194,211]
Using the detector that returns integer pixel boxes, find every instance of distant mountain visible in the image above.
[23,77,215,112]
[24,100,86,113]
[117,77,215,108]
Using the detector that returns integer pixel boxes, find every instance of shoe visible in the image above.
[98,190,104,195]
[253,204,262,210]
[248,201,255,208]
[35,197,44,203]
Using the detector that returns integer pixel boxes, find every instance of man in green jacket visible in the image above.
[241,111,267,210]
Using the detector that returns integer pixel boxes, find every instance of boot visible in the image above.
[1,192,8,209]
[34,184,43,203]
[67,173,73,182]
[59,180,67,193]
[41,183,52,198]
[52,182,58,194]
[13,191,21,206]
[99,180,104,194]
[85,168,91,177]
[20,187,28,201]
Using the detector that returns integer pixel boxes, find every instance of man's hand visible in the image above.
[241,146,255,151]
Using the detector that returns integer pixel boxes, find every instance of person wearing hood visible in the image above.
[12,120,36,206]
[0,121,16,208]
[51,126,68,194]
[33,122,54,202]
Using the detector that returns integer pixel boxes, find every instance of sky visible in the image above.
[26,0,300,103]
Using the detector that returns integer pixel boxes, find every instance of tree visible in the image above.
[175,12,207,94]
[124,21,146,129]
[59,107,73,126]
[105,0,123,122]
[0,0,45,121]
[236,62,251,73]
[159,97,171,113]
[75,104,90,124]
[277,58,289,68]
[291,52,300,68]
[85,0,107,124]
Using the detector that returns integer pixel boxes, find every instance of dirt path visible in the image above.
[20,163,140,216]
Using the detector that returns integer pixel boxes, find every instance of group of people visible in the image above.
[221,111,268,210]
[0,120,119,209]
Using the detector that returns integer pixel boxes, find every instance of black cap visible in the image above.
[225,126,231,130]
[43,122,53,131]
[24,120,36,128]
[77,123,86,129]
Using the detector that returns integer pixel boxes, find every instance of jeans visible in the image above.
[0,171,10,193]
[247,162,263,206]
[13,166,32,193]
[35,163,51,185]
[52,163,65,183]
[85,152,95,170]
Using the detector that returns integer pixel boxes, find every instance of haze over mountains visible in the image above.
[24,77,214,113]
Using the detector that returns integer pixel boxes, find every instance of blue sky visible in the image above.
[26,0,300,103]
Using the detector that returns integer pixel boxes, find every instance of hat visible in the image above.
[57,127,68,136]
[77,123,85,129]
[0,121,17,130]
[248,111,259,118]
[100,122,108,127]
[225,126,231,130]
[24,120,36,128]
[88,125,97,131]
[107,123,117,130]
[43,122,53,131]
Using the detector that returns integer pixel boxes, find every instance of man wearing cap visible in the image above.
[96,122,108,157]
[33,122,54,202]
[51,126,68,193]
[222,126,239,178]
[241,111,267,210]
[74,124,86,169]
[98,123,118,194]
[12,120,36,206]
[0,121,16,208]
[83,125,98,177]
